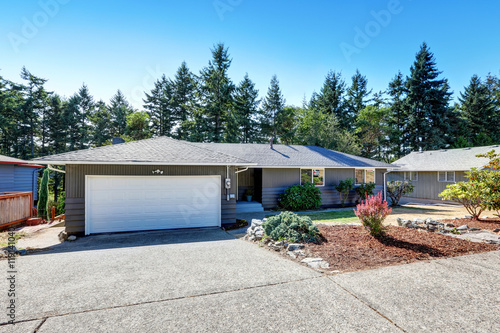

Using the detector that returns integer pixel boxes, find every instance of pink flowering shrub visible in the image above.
[354,192,392,237]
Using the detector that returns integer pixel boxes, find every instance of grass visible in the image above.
[0,231,25,248]
[298,210,359,224]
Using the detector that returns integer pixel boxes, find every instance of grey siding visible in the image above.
[261,168,385,209]
[0,165,38,200]
[65,164,237,234]
[237,168,254,200]
[388,171,467,200]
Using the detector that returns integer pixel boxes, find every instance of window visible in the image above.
[438,171,455,182]
[301,168,324,186]
[404,171,418,181]
[355,169,375,185]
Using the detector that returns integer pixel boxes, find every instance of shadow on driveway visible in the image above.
[30,227,233,256]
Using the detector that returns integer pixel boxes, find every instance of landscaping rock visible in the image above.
[294,250,306,256]
[68,235,77,241]
[456,225,468,230]
[464,215,473,219]
[287,243,305,251]
[287,252,297,259]
[58,231,68,242]
[493,228,500,233]
[254,228,264,241]
[17,249,27,255]
[301,257,330,269]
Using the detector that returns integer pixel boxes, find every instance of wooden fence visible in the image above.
[0,192,33,228]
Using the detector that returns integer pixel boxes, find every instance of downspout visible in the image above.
[226,166,230,201]
[48,164,66,174]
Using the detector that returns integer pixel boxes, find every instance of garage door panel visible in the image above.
[86,176,221,234]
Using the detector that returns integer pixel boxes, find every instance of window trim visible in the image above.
[300,168,325,187]
[437,171,455,182]
[404,171,418,181]
[355,168,376,185]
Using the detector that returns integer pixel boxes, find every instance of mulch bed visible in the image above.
[305,225,499,273]
[440,218,500,232]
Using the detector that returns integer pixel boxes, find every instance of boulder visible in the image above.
[58,231,68,242]
[456,225,468,231]
[68,235,77,241]
[287,243,305,251]
[464,215,472,219]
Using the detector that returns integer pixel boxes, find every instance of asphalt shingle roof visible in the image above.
[191,142,393,168]
[33,137,252,165]
[33,136,393,168]
[0,154,42,167]
[392,145,500,171]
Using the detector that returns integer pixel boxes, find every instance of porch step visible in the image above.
[236,201,264,213]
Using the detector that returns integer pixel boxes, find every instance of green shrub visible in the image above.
[262,211,321,243]
[279,182,322,211]
[37,168,50,220]
[335,178,354,207]
[355,182,376,201]
[386,180,414,206]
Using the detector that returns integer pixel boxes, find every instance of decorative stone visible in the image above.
[58,231,68,242]
[287,252,297,259]
[413,218,425,224]
[446,223,455,228]
[287,243,305,251]
[464,215,473,219]
[251,219,263,227]
[493,228,500,233]
[456,225,468,230]
[17,249,27,255]
[294,250,306,256]
[68,235,77,241]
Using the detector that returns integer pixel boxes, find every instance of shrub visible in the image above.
[354,192,392,237]
[439,180,486,220]
[335,178,354,207]
[386,180,414,206]
[355,182,376,202]
[279,182,322,211]
[262,211,321,243]
[56,192,65,216]
[37,168,50,220]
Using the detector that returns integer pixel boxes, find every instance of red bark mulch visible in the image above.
[305,225,499,273]
[439,218,500,232]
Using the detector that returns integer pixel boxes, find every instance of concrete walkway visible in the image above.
[0,228,498,332]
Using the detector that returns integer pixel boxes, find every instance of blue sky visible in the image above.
[1,0,499,109]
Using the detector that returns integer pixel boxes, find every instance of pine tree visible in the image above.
[346,69,371,130]
[311,71,348,129]
[76,84,94,149]
[143,75,175,137]
[46,94,67,154]
[261,75,286,141]
[198,43,235,142]
[126,111,151,140]
[89,100,112,146]
[458,75,497,145]
[234,74,260,143]
[108,90,134,137]
[0,76,24,156]
[172,62,196,139]
[355,105,389,159]
[404,43,454,151]
[386,71,408,158]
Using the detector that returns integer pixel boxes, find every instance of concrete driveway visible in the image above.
[1,228,499,332]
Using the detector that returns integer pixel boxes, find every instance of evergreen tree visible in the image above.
[355,105,389,159]
[276,106,297,144]
[198,43,235,142]
[172,62,196,139]
[37,168,50,220]
[346,69,371,130]
[143,75,175,137]
[126,111,151,140]
[76,84,94,149]
[108,90,134,137]
[89,100,112,146]
[458,75,498,145]
[311,71,348,129]
[64,95,82,151]
[46,94,67,154]
[404,43,454,151]
[261,75,286,140]
[386,71,408,158]
[0,76,24,157]
[234,74,260,143]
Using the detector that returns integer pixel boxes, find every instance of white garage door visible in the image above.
[85,175,221,234]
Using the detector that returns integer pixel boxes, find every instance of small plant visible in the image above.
[335,178,354,207]
[37,168,50,220]
[279,182,322,211]
[354,182,376,202]
[354,192,392,237]
[262,211,321,243]
[386,180,414,206]
[439,180,485,220]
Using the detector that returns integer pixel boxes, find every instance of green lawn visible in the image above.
[298,210,359,224]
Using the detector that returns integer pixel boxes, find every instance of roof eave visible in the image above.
[33,160,257,167]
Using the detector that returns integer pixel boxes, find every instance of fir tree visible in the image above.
[404,43,454,151]
[261,75,286,141]
[346,69,371,130]
[311,71,348,129]
[143,75,175,137]
[172,62,196,139]
[387,71,408,158]
[89,100,112,146]
[108,90,134,137]
[234,74,260,143]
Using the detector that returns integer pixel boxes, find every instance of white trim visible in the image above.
[437,171,456,182]
[355,168,376,185]
[404,171,418,181]
[84,175,222,235]
[250,165,391,169]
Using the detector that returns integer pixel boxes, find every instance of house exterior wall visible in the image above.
[261,168,385,209]
[64,164,237,234]
[388,171,467,200]
[0,165,39,200]
[237,168,254,200]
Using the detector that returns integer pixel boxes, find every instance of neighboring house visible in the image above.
[390,145,500,201]
[34,137,392,235]
[0,154,43,202]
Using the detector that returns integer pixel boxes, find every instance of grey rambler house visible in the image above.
[389,145,500,201]
[34,137,392,235]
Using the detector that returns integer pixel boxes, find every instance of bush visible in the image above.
[354,192,392,237]
[355,182,376,202]
[37,168,50,220]
[279,182,322,211]
[262,211,321,243]
[335,178,354,207]
[439,181,486,219]
[386,180,414,206]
